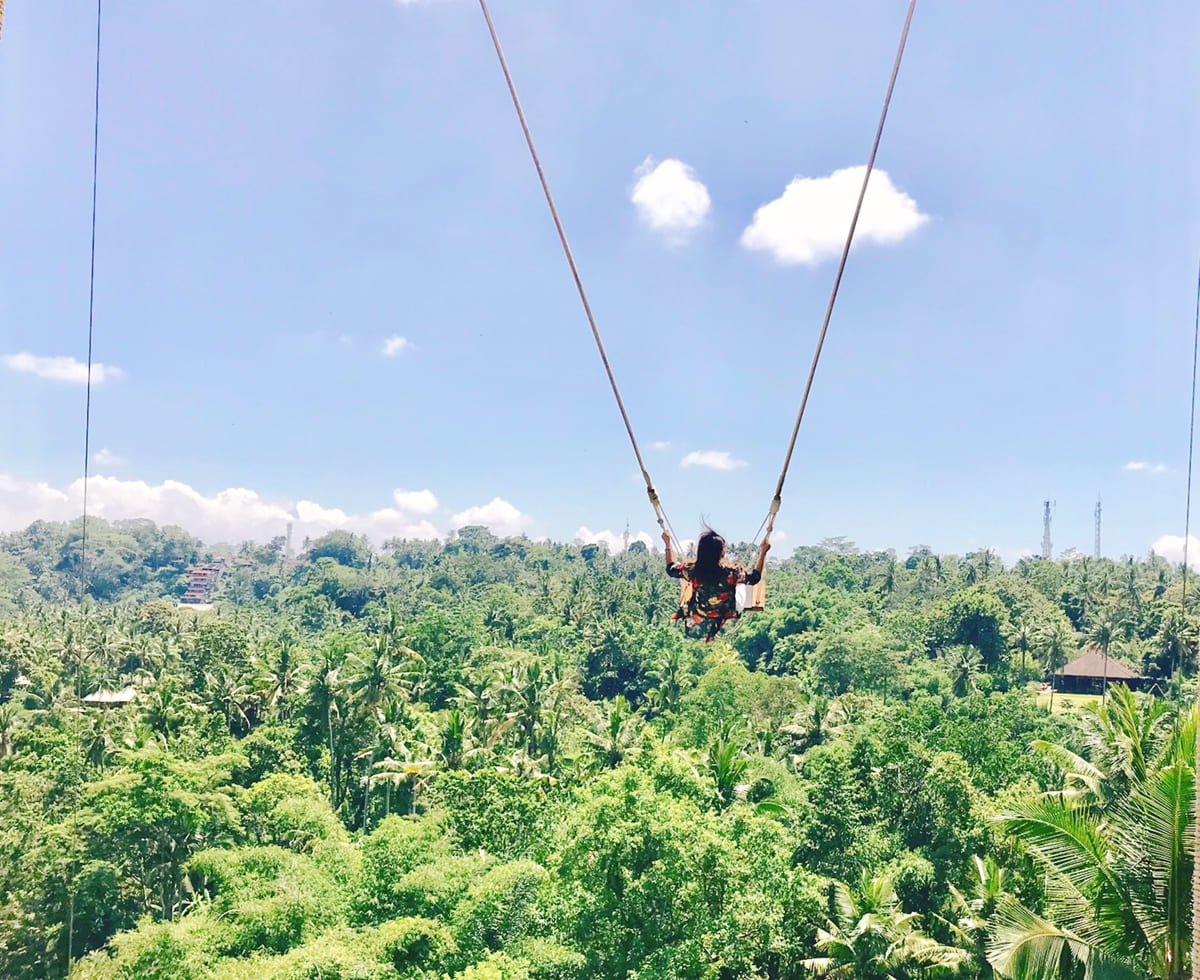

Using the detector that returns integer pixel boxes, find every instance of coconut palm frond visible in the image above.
[995,797,1123,904]
[1032,738,1106,801]
[988,898,1095,980]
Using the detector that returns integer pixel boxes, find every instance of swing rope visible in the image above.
[67,0,104,970]
[80,0,104,602]
[1186,261,1200,980]
[754,0,918,552]
[476,0,682,552]
[1182,260,1199,689]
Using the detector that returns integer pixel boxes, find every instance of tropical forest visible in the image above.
[0,517,1193,980]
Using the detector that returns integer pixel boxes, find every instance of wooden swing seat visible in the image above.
[676,574,766,616]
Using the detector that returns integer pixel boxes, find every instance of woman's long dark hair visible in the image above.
[692,528,726,579]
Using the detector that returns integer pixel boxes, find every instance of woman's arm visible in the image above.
[744,541,771,585]
[662,532,685,578]
[756,540,770,574]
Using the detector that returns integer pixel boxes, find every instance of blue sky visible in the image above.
[1,0,1198,561]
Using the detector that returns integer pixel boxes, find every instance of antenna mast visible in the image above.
[1041,500,1053,559]
[1094,497,1102,559]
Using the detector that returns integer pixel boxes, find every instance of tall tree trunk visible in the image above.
[362,746,375,834]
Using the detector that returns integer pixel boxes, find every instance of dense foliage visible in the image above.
[0,518,1195,980]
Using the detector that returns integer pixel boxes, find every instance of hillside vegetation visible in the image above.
[0,518,1193,980]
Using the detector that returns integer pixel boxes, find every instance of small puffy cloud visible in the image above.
[93,448,125,468]
[365,489,440,541]
[994,546,1033,567]
[575,526,655,553]
[3,353,124,384]
[631,158,711,238]
[295,500,351,525]
[681,450,747,471]
[741,165,927,265]
[651,441,672,451]
[1124,461,1168,474]
[1152,533,1200,569]
[451,497,536,537]
[381,335,411,357]
[391,489,438,514]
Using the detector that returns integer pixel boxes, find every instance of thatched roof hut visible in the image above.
[82,686,139,708]
[1054,646,1147,694]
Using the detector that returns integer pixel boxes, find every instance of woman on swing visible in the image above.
[663,528,769,641]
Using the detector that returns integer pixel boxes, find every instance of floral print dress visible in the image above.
[667,560,762,641]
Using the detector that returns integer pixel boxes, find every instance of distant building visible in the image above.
[82,686,139,708]
[179,558,226,606]
[1054,646,1150,695]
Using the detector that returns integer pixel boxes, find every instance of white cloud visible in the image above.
[741,166,927,265]
[3,353,125,384]
[390,489,438,514]
[631,158,711,238]
[651,441,672,451]
[1152,533,1200,569]
[381,335,411,358]
[93,448,126,468]
[994,546,1032,568]
[1124,461,1168,474]
[575,526,655,553]
[681,450,747,471]
[364,489,440,540]
[0,473,549,548]
[0,473,443,546]
[451,497,536,537]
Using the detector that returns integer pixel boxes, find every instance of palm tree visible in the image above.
[1155,609,1192,690]
[1123,558,1144,618]
[940,853,1012,977]
[307,649,347,807]
[585,695,641,770]
[454,666,506,749]
[989,705,1195,980]
[203,664,258,736]
[1005,621,1037,684]
[347,636,410,832]
[1087,608,1121,698]
[645,647,685,716]
[1036,685,1174,808]
[502,657,554,759]
[1074,558,1097,628]
[253,637,301,720]
[139,676,198,749]
[977,549,998,582]
[370,740,436,817]
[440,709,468,771]
[782,695,845,757]
[804,874,969,980]
[1039,619,1073,686]
[948,646,982,699]
[708,735,750,809]
[0,702,21,758]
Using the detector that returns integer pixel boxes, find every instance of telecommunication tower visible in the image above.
[1094,498,1102,559]
[622,522,630,553]
[286,522,294,562]
[1041,501,1053,559]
